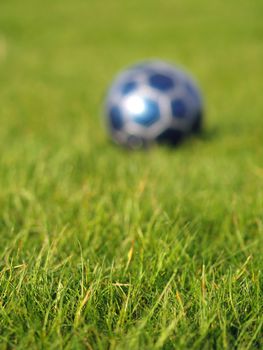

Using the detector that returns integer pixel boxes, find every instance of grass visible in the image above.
[0,0,263,348]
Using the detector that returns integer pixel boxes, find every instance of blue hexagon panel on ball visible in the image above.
[104,60,204,148]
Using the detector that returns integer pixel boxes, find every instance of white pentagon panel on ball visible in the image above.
[107,68,148,99]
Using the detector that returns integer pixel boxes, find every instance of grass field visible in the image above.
[0,0,263,349]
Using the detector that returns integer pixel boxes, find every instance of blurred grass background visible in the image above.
[0,0,263,349]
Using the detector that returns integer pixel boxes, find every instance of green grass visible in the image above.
[0,0,263,349]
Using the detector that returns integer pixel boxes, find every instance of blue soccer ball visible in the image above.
[104,60,203,148]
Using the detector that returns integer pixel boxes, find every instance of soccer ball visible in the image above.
[104,60,203,148]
